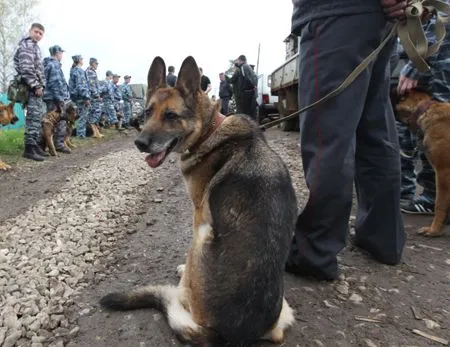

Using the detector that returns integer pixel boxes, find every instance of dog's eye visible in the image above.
[144,108,153,119]
[164,110,178,120]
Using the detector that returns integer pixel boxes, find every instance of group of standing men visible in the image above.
[12,22,135,162]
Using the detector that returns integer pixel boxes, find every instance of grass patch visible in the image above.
[0,128,24,155]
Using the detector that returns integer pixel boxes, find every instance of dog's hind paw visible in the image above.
[177,264,186,277]
[418,226,443,237]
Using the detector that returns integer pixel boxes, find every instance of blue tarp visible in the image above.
[0,93,25,129]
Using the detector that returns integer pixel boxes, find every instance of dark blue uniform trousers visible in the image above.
[288,13,406,280]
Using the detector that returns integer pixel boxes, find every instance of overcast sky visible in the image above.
[34,0,293,97]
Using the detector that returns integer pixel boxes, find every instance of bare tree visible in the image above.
[0,0,40,93]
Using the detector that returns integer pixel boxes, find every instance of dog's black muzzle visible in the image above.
[135,133,150,153]
[11,116,19,124]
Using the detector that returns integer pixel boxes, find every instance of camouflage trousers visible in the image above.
[396,121,436,201]
[44,100,66,149]
[123,101,132,125]
[103,99,118,125]
[76,101,91,138]
[89,99,102,124]
[24,94,45,145]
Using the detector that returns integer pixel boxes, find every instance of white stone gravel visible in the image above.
[0,148,155,346]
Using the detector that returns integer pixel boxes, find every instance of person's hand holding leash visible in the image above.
[397,74,418,95]
[380,0,407,19]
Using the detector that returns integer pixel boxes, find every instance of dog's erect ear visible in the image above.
[147,56,167,100]
[176,56,201,96]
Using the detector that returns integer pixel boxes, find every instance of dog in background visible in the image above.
[396,90,450,236]
[100,56,298,346]
[41,101,77,156]
[0,101,19,170]
[64,105,79,150]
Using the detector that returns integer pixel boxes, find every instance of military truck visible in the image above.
[270,34,300,131]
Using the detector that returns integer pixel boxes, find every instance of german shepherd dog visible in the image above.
[396,89,450,236]
[100,56,297,346]
[41,101,78,156]
[0,101,19,170]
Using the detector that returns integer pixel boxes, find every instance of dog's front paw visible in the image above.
[418,226,443,237]
[0,161,12,171]
[177,264,186,277]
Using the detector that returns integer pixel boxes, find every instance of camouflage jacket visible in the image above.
[401,16,450,102]
[121,83,132,102]
[13,36,45,89]
[100,79,114,100]
[69,66,91,101]
[42,57,69,102]
[86,66,100,99]
[113,83,122,101]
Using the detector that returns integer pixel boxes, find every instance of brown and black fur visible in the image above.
[396,90,450,236]
[64,111,78,150]
[0,101,19,170]
[100,56,298,346]
[41,102,78,156]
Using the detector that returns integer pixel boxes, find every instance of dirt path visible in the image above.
[0,132,132,223]
[1,128,449,347]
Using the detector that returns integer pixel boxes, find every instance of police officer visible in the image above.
[69,55,91,138]
[86,57,104,138]
[285,0,407,280]
[13,23,46,161]
[42,45,71,153]
[121,75,133,129]
[112,74,124,129]
[100,70,119,129]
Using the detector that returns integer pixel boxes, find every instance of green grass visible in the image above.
[0,128,25,155]
[0,127,126,167]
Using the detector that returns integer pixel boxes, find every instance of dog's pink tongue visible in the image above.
[145,151,167,168]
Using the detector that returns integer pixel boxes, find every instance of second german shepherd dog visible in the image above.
[100,56,297,346]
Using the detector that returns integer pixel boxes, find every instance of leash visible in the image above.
[259,0,450,130]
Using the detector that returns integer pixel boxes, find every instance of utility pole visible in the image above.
[256,43,261,76]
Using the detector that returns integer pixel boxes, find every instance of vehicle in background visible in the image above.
[270,34,300,131]
[257,73,278,124]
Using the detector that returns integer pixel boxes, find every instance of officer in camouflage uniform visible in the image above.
[43,45,71,153]
[69,55,91,138]
[396,16,450,215]
[121,75,133,129]
[112,74,124,129]
[13,23,47,161]
[100,70,119,129]
[85,57,103,137]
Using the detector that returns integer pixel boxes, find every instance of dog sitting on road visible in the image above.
[396,90,450,237]
[0,101,19,170]
[41,101,78,156]
[100,56,298,346]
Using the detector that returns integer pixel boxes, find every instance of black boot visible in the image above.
[34,144,49,157]
[23,144,45,161]
[56,146,71,154]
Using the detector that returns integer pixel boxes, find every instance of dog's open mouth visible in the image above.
[144,138,178,168]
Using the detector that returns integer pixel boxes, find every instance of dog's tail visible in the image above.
[100,285,223,345]
[100,284,170,312]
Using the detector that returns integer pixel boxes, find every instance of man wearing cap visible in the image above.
[42,45,71,153]
[85,57,103,138]
[112,74,124,129]
[13,23,46,161]
[100,70,119,129]
[69,55,91,138]
[121,75,133,129]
